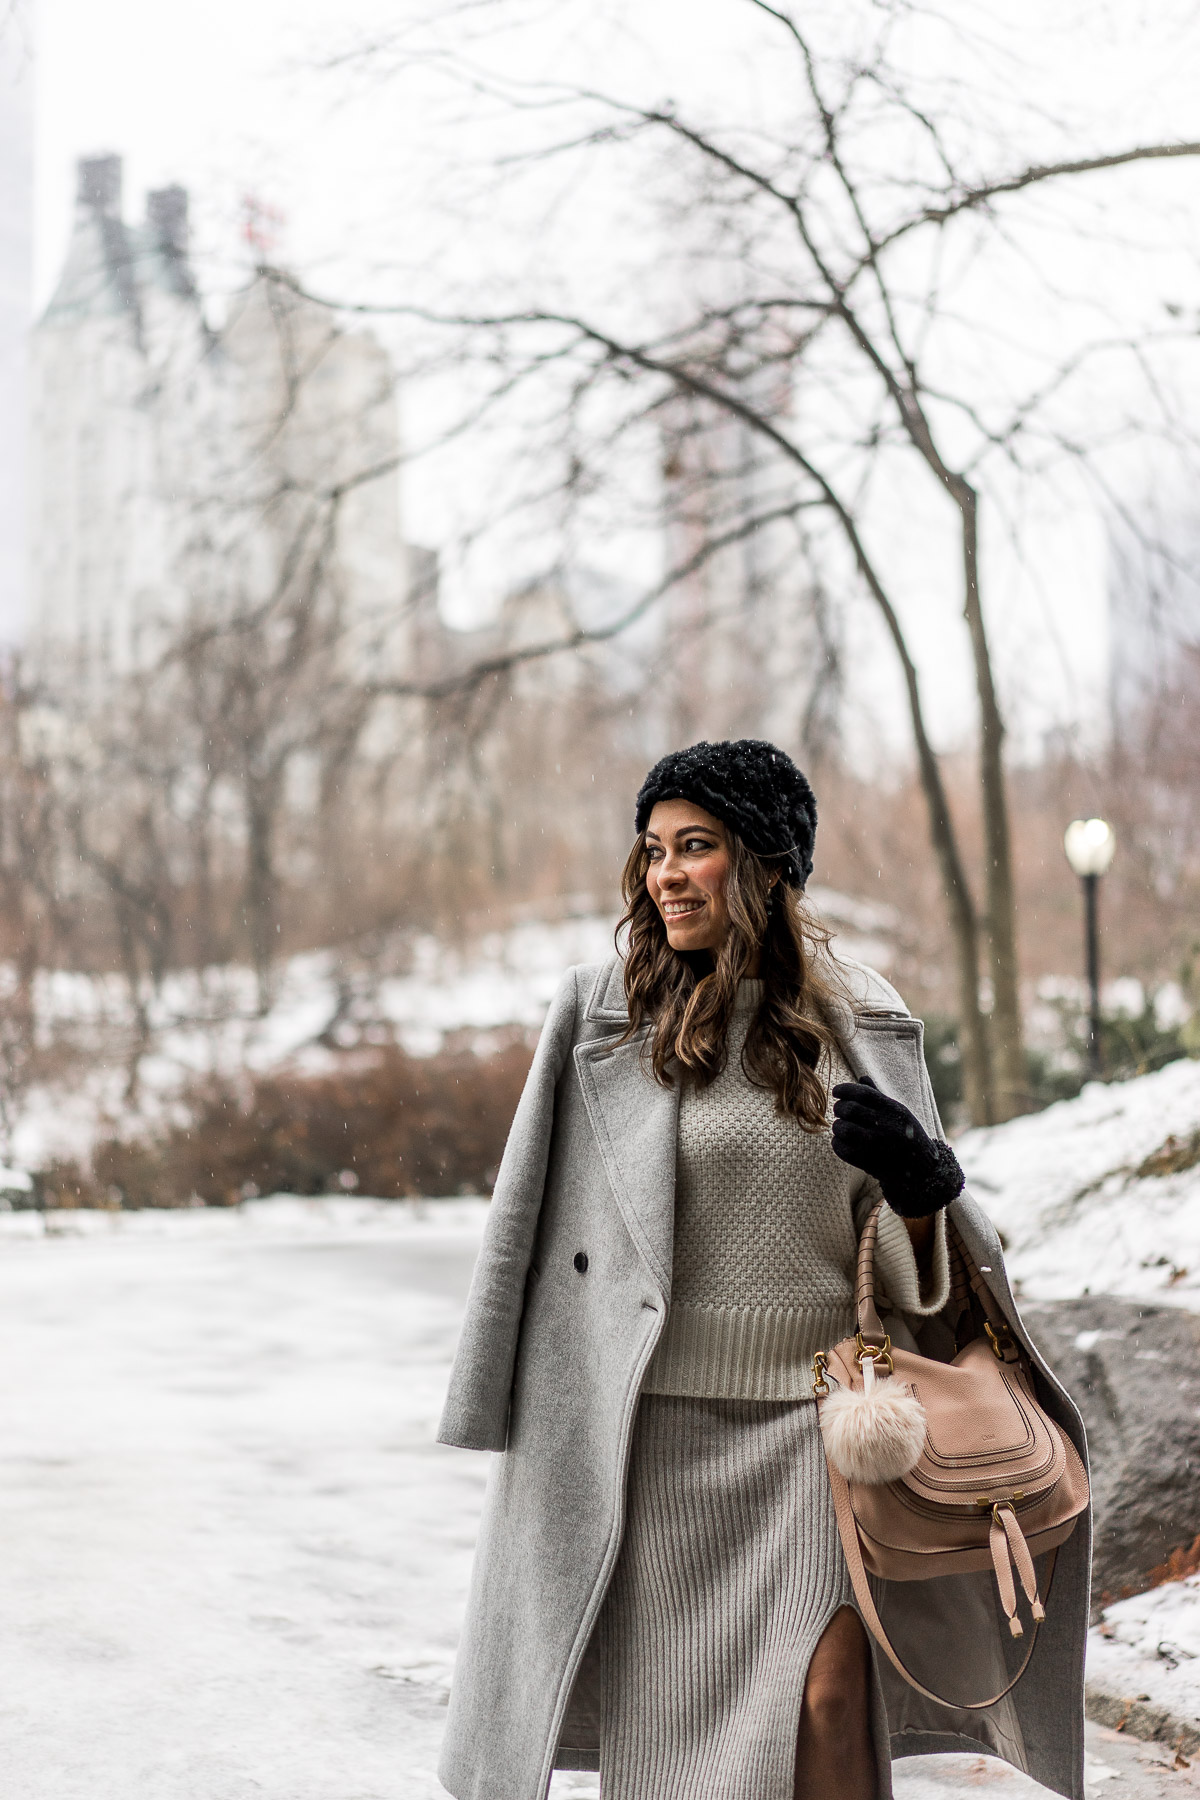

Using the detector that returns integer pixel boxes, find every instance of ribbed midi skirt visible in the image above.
[596,1393,891,1800]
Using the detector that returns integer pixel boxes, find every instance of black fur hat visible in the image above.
[634,739,817,887]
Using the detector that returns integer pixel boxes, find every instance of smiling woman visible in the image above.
[435,738,1091,1800]
[645,802,736,952]
[624,793,841,1132]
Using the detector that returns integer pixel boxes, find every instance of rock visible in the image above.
[1021,1296,1200,1615]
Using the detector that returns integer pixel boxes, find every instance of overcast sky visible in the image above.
[20,0,1200,756]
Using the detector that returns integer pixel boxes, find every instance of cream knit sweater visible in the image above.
[643,980,949,1402]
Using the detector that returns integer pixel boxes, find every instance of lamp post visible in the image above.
[1063,818,1116,1076]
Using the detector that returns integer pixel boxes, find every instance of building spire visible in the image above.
[76,153,122,216]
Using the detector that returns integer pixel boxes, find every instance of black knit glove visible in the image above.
[831,1077,964,1219]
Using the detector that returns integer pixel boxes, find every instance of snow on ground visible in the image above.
[957,1055,1200,1751]
[1090,1576,1200,1729]
[0,1199,487,1799]
[29,919,618,1068]
[0,1195,1186,1800]
[957,1056,1200,1305]
[0,1194,491,1244]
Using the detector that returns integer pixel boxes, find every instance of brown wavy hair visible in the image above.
[616,827,849,1129]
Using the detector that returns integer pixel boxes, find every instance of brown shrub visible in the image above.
[37,1039,534,1208]
[1146,1532,1200,1590]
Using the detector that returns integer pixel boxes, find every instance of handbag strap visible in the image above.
[824,1455,1054,1710]
[854,1203,888,1347]
[857,1199,1013,1351]
[952,1223,1011,1333]
[947,1230,975,1344]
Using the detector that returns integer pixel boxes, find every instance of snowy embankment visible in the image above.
[1088,1578,1200,1759]
[958,1056,1200,1306]
[960,1059,1200,1753]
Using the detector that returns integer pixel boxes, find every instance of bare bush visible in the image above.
[37,1037,534,1208]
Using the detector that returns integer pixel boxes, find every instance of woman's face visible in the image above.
[645,799,732,956]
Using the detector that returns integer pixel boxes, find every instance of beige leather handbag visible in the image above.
[814,1201,1089,1709]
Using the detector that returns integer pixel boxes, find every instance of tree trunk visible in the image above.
[878,626,994,1125]
[191,775,218,970]
[955,483,1026,1120]
[244,773,281,1015]
[842,546,995,1124]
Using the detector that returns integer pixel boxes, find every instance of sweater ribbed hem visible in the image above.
[642,1301,855,1401]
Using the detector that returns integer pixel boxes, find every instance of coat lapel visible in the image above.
[573,1031,678,1297]
[839,1012,940,1136]
[572,964,934,1301]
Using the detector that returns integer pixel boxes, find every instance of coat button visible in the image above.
[573,1252,589,1274]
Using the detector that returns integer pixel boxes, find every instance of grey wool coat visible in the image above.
[436,956,1091,1800]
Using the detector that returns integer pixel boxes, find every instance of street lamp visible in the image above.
[1063,817,1116,1076]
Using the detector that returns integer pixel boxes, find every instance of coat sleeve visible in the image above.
[436,965,581,1452]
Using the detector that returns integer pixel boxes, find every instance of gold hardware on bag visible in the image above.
[854,1329,894,1374]
[984,1320,1017,1361]
[975,1490,1026,1509]
[812,1351,830,1397]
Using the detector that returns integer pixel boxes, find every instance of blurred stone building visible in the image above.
[28,154,422,699]
[0,13,33,648]
[1108,508,1200,727]
[659,372,840,757]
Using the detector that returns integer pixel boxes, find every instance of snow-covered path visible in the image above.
[0,1208,484,1799]
[0,1204,1194,1799]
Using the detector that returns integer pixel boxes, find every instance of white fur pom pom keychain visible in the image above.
[819,1350,927,1486]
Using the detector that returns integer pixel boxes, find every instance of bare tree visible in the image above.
[303,0,1200,1121]
[9,265,427,1106]
[0,673,75,1138]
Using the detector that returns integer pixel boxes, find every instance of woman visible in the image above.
[437,739,1089,1800]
